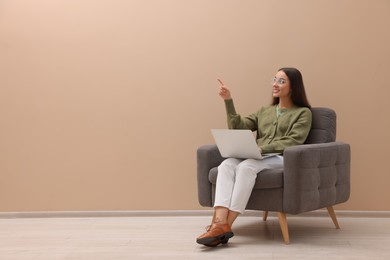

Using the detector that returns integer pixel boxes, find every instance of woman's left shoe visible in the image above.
[203,236,231,247]
[196,223,234,246]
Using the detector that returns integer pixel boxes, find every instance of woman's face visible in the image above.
[272,70,291,99]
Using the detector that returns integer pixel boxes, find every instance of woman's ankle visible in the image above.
[213,217,228,225]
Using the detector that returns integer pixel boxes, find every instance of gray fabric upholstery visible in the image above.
[197,107,351,215]
[282,142,350,214]
[305,107,336,144]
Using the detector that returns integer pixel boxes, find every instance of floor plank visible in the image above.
[0,215,389,259]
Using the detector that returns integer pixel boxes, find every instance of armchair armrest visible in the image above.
[282,141,351,214]
[197,144,224,207]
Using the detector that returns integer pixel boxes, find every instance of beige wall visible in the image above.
[0,0,389,212]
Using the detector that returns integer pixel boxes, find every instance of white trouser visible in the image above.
[214,156,283,214]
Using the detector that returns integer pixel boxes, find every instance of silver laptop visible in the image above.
[211,129,278,160]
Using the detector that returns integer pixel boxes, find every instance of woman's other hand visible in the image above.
[217,79,232,100]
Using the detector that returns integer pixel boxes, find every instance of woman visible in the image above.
[196,67,312,247]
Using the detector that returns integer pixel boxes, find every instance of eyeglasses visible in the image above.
[272,77,288,85]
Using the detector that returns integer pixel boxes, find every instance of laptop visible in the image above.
[211,129,279,160]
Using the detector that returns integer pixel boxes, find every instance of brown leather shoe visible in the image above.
[196,223,234,246]
[203,235,231,247]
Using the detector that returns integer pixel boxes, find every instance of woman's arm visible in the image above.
[218,79,258,131]
[224,99,258,131]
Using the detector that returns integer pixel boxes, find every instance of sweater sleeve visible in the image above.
[260,108,312,154]
[224,99,258,131]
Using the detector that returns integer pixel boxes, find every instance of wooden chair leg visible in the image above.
[277,212,290,244]
[327,206,340,229]
[263,211,268,221]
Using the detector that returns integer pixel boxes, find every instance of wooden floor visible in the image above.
[1,212,390,259]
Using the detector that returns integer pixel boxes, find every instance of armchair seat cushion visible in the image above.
[209,167,284,189]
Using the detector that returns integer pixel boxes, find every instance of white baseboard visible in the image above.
[0,209,390,219]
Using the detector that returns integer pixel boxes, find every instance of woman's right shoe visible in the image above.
[196,223,234,246]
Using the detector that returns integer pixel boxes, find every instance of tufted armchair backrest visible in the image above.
[305,107,336,144]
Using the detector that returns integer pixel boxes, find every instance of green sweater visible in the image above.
[224,99,312,154]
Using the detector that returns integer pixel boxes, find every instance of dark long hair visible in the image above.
[272,67,311,108]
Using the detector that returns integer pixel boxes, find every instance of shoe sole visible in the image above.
[196,232,234,246]
[204,236,231,247]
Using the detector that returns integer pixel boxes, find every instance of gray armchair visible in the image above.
[197,107,351,244]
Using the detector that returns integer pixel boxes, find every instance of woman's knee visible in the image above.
[235,164,260,180]
[217,158,241,179]
[218,158,241,171]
